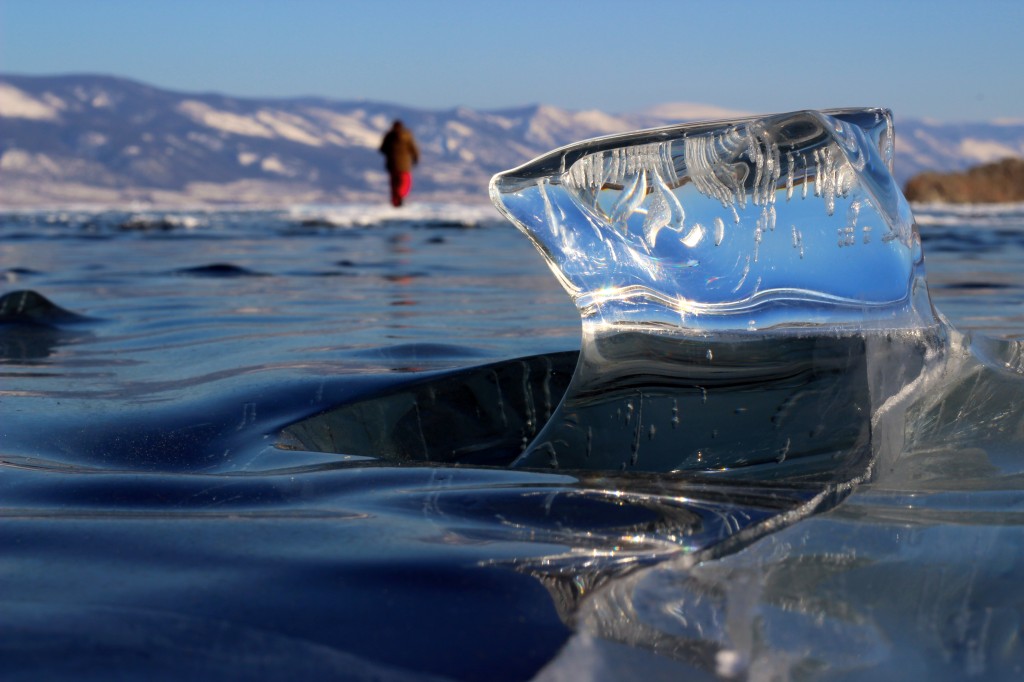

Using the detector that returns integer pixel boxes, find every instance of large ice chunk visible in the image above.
[491,109,940,474]
[490,108,933,333]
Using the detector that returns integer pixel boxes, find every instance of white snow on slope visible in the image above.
[260,156,290,175]
[573,109,633,134]
[641,102,754,121]
[893,136,940,169]
[957,138,1022,163]
[177,100,274,138]
[304,108,384,147]
[169,98,334,149]
[523,105,634,147]
[912,128,954,155]
[0,84,61,121]
[255,110,324,147]
[1,150,62,174]
[445,120,474,137]
[91,92,113,109]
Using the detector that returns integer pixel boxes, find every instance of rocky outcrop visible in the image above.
[904,158,1024,204]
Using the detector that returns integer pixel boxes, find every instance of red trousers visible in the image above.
[390,172,412,207]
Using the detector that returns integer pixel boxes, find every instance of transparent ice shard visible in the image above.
[491,108,930,333]
[490,109,941,475]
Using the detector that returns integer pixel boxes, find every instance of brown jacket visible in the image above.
[379,123,420,174]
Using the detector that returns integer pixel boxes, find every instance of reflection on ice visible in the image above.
[522,324,1024,678]
[510,332,880,476]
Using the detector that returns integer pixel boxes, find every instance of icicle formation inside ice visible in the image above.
[490,108,934,334]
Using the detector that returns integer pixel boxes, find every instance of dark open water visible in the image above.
[2,201,1024,680]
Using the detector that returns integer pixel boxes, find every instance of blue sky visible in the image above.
[1,0,1021,121]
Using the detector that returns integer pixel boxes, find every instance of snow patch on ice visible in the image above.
[287,201,502,228]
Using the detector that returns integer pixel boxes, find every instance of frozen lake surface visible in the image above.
[2,201,1024,680]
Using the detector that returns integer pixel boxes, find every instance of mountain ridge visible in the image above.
[2,73,1022,208]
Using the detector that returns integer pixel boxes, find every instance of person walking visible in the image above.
[379,120,420,207]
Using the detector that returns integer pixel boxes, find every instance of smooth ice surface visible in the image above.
[491,108,934,333]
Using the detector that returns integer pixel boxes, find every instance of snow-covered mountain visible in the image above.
[2,74,1022,208]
